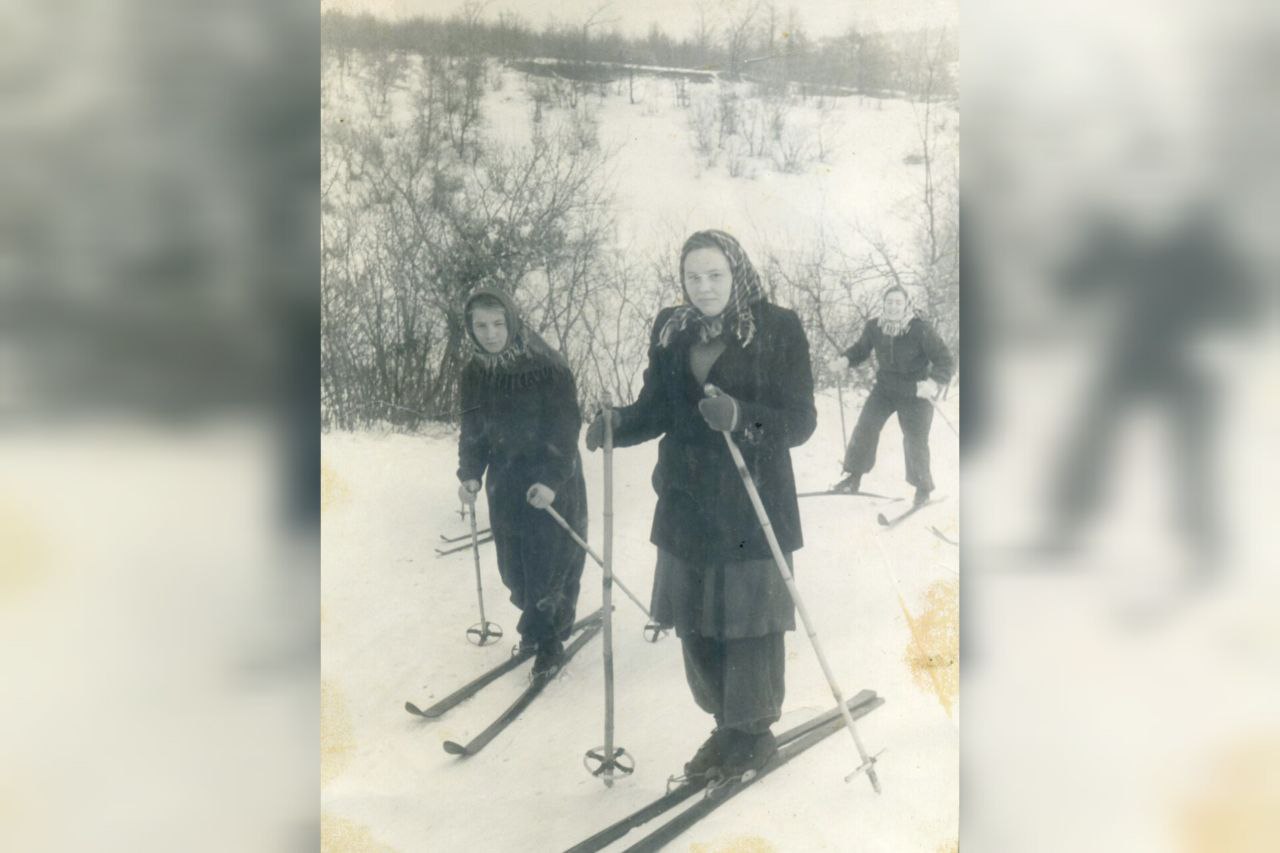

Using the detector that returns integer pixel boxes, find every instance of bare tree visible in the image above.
[693,1,718,64]
[721,0,763,77]
[322,58,623,426]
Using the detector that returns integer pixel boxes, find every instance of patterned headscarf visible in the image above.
[877,284,918,338]
[464,288,569,387]
[658,229,766,349]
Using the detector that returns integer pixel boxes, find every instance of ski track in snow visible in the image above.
[322,388,959,852]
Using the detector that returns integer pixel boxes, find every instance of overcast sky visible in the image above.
[322,0,957,39]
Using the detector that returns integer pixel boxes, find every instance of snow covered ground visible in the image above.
[321,388,959,851]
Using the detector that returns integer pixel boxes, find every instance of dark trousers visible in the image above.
[843,387,936,491]
[491,519,583,645]
[681,632,786,734]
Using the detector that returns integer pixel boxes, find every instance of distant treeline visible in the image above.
[321,10,956,99]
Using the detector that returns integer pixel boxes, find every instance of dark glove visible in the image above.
[585,409,621,452]
[697,393,740,432]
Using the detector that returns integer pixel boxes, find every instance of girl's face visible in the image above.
[682,247,733,319]
[470,305,510,353]
[883,292,908,321]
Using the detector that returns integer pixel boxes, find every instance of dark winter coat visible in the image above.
[457,359,585,514]
[843,316,954,399]
[613,301,816,567]
[456,313,587,642]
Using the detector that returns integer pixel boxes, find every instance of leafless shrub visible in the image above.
[322,64,621,427]
[767,96,788,142]
[739,99,768,156]
[717,90,740,147]
[689,100,717,157]
[725,136,750,178]
[772,125,813,173]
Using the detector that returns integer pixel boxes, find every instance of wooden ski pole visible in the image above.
[580,393,635,782]
[836,378,849,451]
[704,384,881,792]
[542,505,653,621]
[464,499,502,645]
[601,393,629,782]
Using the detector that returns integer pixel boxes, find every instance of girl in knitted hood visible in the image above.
[585,229,817,781]
[457,289,588,677]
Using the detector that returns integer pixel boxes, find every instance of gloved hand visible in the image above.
[526,482,556,509]
[457,479,481,505]
[827,354,850,374]
[698,393,740,432]
[916,378,940,400]
[585,409,621,452]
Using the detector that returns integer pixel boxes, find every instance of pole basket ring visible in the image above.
[843,748,886,790]
[583,746,635,779]
[466,621,504,646]
[642,622,670,643]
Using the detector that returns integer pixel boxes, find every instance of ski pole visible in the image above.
[822,335,848,456]
[704,384,882,792]
[584,391,633,784]
[464,499,503,646]
[603,391,618,782]
[921,376,957,437]
[928,398,958,437]
[541,505,654,622]
[836,378,849,450]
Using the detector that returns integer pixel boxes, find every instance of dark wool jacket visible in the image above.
[843,316,954,398]
[457,360,586,525]
[614,302,816,565]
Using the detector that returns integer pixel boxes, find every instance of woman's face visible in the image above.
[683,247,734,318]
[883,291,908,321]
[470,305,510,353]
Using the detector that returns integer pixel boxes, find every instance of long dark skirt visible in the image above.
[650,549,795,640]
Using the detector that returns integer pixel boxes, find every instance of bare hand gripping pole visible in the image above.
[704,383,882,792]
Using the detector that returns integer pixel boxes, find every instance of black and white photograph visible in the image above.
[320,1,959,849]
[8,0,1280,851]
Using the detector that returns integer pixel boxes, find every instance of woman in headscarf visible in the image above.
[827,284,954,506]
[584,230,816,780]
[457,289,588,677]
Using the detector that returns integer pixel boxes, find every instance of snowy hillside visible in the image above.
[321,388,959,852]
[323,55,956,289]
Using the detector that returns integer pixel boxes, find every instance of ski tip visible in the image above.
[876,514,890,526]
[442,741,470,756]
[407,701,445,719]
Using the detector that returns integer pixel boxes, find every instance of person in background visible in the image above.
[828,284,954,506]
